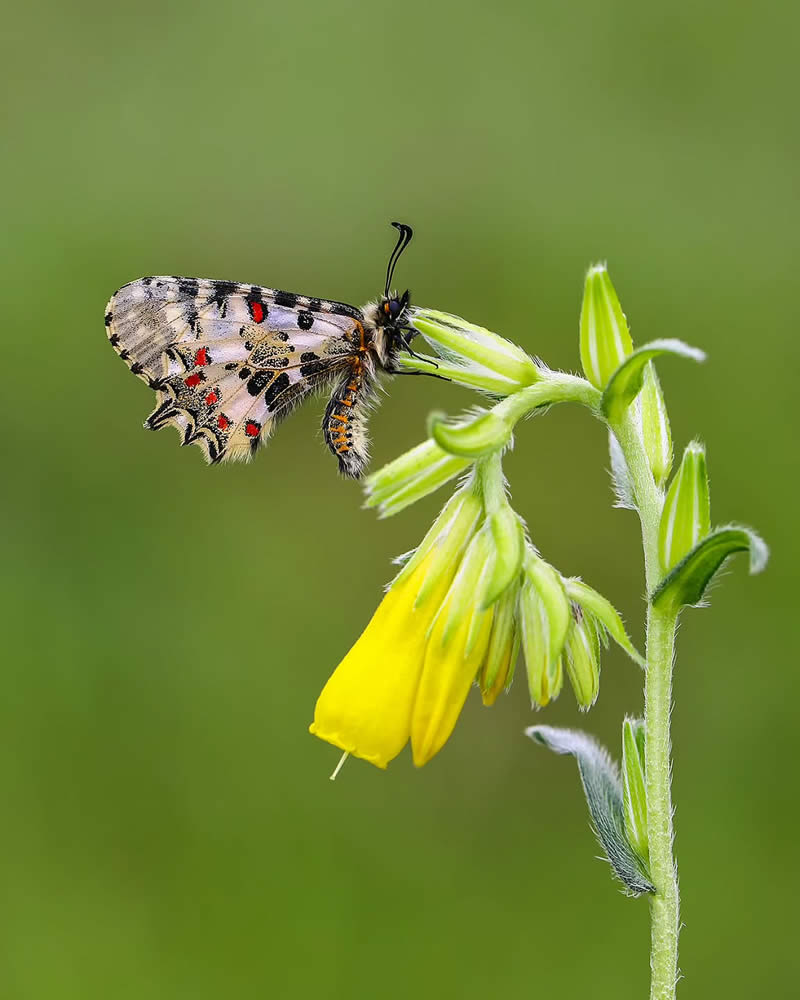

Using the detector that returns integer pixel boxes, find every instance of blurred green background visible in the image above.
[2,0,796,996]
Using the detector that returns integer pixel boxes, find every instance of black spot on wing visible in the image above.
[209,279,238,316]
[274,290,297,308]
[246,370,272,396]
[178,278,200,298]
[264,371,291,410]
[300,359,329,378]
[297,310,314,330]
[104,311,112,327]
[300,352,319,363]
[238,367,252,380]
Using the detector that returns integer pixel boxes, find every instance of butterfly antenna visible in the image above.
[384,221,414,296]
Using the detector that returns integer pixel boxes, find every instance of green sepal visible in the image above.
[564,578,645,668]
[439,526,496,653]
[622,717,649,865]
[527,725,655,896]
[428,409,512,458]
[601,339,706,424]
[393,488,481,588]
[564,615,600,709]
[651,524,769,612]
[483,506,525,607]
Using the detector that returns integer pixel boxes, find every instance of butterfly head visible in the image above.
[378,289,411,327]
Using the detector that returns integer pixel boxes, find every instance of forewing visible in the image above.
[105,276,362,462]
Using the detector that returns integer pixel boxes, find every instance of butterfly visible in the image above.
[105,222,424,477]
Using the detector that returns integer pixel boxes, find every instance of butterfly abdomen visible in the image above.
[323,358,376,478]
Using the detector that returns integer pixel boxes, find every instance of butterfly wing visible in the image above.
[105,276,364,463]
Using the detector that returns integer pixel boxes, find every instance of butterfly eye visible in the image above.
[388,299,401,317]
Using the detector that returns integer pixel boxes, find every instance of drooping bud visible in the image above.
[564,607,600,709]
[658,440,711,574]
[519,550,570,707]
[579,264,633,390]
[478,582,520,706]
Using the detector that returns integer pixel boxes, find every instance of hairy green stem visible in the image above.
[614,410,680,1000]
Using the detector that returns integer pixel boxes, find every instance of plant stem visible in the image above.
[614,410,680,1000]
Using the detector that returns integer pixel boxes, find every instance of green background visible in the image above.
[3,1,796,996]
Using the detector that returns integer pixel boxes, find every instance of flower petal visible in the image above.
[410,601,495,767]
[310,556,453,768]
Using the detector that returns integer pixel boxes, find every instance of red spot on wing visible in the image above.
[245,421,261,437]
[217,415,230,431]
[195,347,209,366]
[249,301,265,324]
[205,391,218,405]
[184,373,203,388]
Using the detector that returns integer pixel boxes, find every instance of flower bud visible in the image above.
[565,607,600,709]
[411,309,540,394]
[364,440,471,517]
[658,440,711,573]
[429,408,513,458]
[478,583,519,706]
[579,264,633,390]
[519,579,562,707]
[622,717,649,864]
[639,362,673,488]
[519,552,570,708]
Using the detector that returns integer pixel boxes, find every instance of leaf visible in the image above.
[651,523,769,611]
[601,339,706,424]
[526,725,654,895]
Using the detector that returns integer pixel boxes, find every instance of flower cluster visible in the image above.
[310,314,643,770]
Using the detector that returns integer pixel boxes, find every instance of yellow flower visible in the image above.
[310,490,502,769]
[309,550,453,768]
